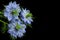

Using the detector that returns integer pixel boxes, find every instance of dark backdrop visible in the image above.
[0,0,48,40]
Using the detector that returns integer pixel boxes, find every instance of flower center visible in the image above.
[26,13,32,18]
[15,23,21,30]
[12,10,18,16]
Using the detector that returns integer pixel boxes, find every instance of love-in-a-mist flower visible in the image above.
[4,1,21,21]
[8,19,26,38]
[20,9,33,24]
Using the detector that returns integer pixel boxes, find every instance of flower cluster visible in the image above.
[3,1,33,38]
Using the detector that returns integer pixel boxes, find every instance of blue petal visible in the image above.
[17,32,23,37]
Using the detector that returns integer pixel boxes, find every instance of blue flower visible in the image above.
[20,9,33,24]
[8,19,26,38]
[4,1,21,21]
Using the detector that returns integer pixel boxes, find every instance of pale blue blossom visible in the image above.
[4,1,21,21]
[20,9,33,24]
[8,19,26,38]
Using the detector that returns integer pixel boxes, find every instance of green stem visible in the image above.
[0,20,8,25]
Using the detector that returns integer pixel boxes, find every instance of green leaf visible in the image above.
[1,23,7,34]
[0,19,8,34]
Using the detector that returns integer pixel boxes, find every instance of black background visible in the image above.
[0,0,48,40]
